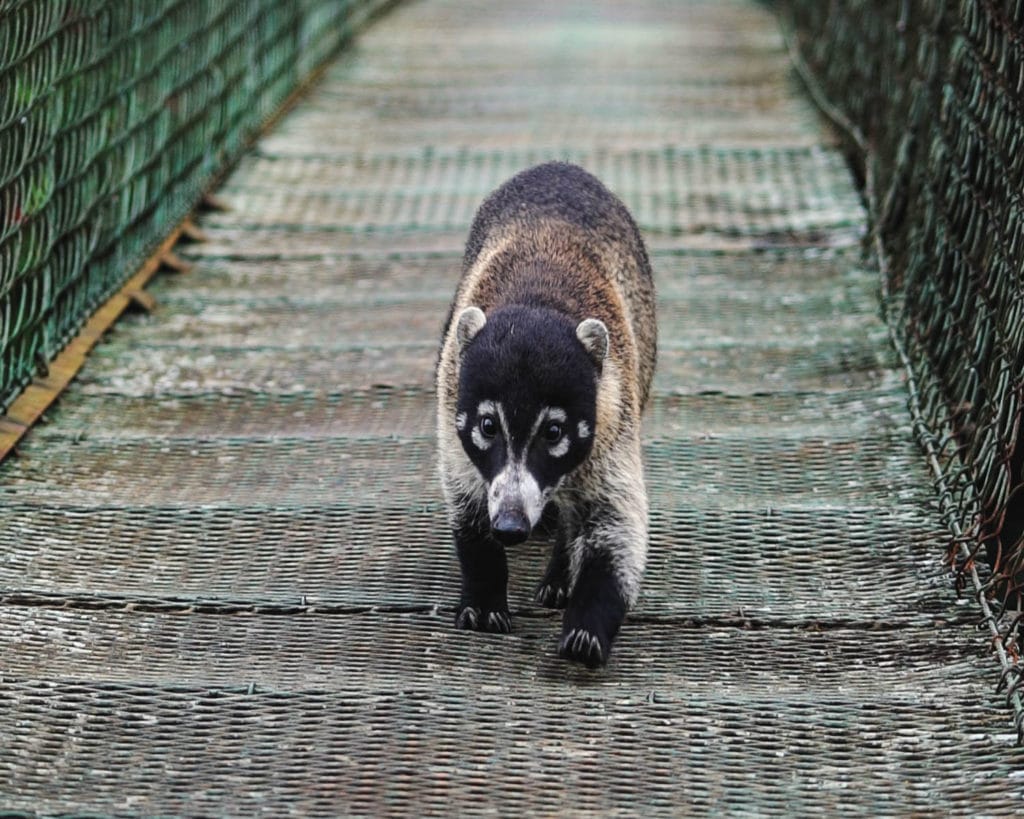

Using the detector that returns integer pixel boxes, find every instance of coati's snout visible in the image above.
[453,304,605,545]
[486,457,547,544]
[492,510,530,545]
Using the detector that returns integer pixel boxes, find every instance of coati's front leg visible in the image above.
[452,496,512,634]
[559,490,647,668]
[535,511,571,609]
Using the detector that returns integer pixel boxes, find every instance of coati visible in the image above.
[435,161,656,668]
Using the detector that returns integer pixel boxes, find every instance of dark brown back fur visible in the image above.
[444,162,657,410]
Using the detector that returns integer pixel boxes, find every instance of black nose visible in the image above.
[492,511,531,545]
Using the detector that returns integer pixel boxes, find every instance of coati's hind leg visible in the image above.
[535,509,571,609]
[559,490,647,668]
[451,495,512,634]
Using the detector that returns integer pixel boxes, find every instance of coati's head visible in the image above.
[453,304,608,545]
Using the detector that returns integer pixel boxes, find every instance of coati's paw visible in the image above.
[558,626,609,669]
[484,609,512,633]
[536,557,569,609]
[455,605,512,634]
[534,581,568,609]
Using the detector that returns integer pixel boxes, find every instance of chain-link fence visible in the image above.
[781,0,1024,648]
[0,0,392,412]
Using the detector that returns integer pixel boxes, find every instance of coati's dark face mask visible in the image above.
[454,305,605,545]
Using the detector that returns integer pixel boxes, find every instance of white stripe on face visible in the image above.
[577,420,591,439]
[468,400,585,524]
[495,402,512,447]
[485,404,572,525]
[455,412,468,431]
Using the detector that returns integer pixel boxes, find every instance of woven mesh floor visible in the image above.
[3,0,1023,814]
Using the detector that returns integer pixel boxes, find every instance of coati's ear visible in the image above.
[455,306,487,353]
[576,318,609,366]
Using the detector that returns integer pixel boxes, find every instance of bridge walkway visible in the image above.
[2,0,1021,813]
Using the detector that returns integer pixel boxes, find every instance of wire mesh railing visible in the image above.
[779,0,1024,728]
[0,0,393,413]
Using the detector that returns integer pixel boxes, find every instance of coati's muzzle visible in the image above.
[487,461,546,546]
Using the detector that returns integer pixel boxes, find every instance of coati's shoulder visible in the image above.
[462,162,651,276]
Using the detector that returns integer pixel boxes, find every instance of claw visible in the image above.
[535,583,568,609]
[559,627,607,668]
[486,610,512,633]
[456,605,512,634]
[455,606,480,630]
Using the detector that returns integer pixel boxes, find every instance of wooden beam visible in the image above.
[0,222,188,464]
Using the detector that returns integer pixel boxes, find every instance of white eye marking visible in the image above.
[455,412,468,431]
[477,400,496,417]
[471,426,493,451]
[529,407,568,441]
[525,407,572,457]
[470,400,503,452]
[577,420,591,439]
[549,437,570,458]
[523,407,571,457]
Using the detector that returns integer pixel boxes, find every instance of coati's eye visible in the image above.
[544,422,563,442]
[479,415,498,438]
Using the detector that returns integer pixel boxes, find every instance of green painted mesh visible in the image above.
[781,2,1024,612]
[0,0,391,411]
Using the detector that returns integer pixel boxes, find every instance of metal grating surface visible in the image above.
[3,0,1024,814]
